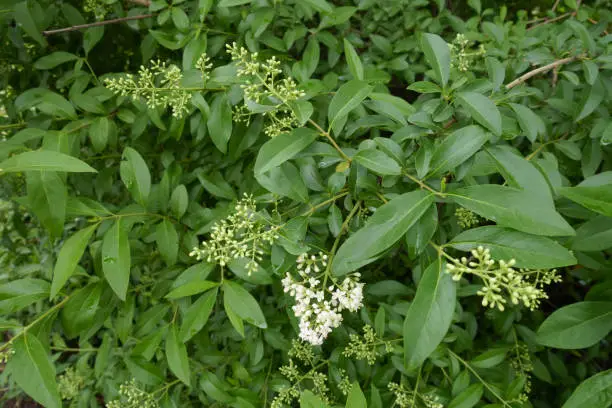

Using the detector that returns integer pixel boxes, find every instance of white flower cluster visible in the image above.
[446,246,561,311]
[189,195,279,275]
[106,379,159,408]
[449,33,485,72]
[226,42,306,137]
[105,60,191,118]
[282,252,365,345]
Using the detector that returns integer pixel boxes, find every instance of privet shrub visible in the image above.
[1,0,611,407]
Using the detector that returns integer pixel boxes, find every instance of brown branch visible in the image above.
[129,0,151,5]
[43,13,154,36]
[552,0,561,12]
[505,56,578,90]
[527,12,573,31]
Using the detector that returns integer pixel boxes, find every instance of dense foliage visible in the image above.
[1,0,612,407]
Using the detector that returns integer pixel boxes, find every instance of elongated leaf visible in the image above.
[14,2,47,47]
[344,39,364,80]
[60,283,101,338]
[456,92,502,136]
[509,103,546,142]
[300,390,328,408]
[180,288,218,341]
[559,185,612,217]
[0,150,96,173]
[575,83,604,122]
[9,334,61,408]
[346,382,367,408]
[51,223,98,298]
[156,219,178,266]
[428,125,489,176]
[120,147,151,207]
[34,52,78,69]
[404,259,456,370]
[0,279,50,315]
[405,204,438,258]
[223,281,267,328]
[166,281,218,299]
[562,369,612,408]
[26,171,66,238]
[572,216,612,252]
[353,149,401,175]
[208,93,233,153]
[420,33,450,87]
[102,219,131,301]
[449,185,574,236]
[328,80,373,135]
[332,191,434,276]
[450,226,576,269]
[166,324,191,386]
[302,0,333,13]
[536,301,612,349]
[448,383,483,408]
[255,128,319,175]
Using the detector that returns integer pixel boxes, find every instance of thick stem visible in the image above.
[505,56,577,89]
[43,14,154,36]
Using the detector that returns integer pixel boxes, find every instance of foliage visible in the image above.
[1,0,612,407]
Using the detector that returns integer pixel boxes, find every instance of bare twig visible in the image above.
[552,0,561,12]
[129,0,151,5]
[43,13,154,36]
[505,56,578,90]
[527,12,573,31]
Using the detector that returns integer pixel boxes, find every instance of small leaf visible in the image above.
[0,150,97,173]
[9,334,61,408]
[120,147,151,207]
[101,219,131,301]
[166,324,191,386]
[344,39,364,80]
[180,288,218,341]
[34,52,78,69]
[354,149,401,175]
[207,93,233,153]
[328,80,373,135]
[255,128,319,175]
[156,219,178,266]
[404,259,456,370]
[51,223,98,298]
[427,125,489,176]
[346,382,367,408]
[420,33,450,87]
[223,281,267,328]
[170,185,188,219]
[536,301,612,349]
[166,281,218,299]
[509,103,546,142]
[456,92,502,136]
[407,81,442,94]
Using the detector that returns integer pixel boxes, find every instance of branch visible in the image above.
[505,56,578,90]
[43,13,154,36]
[527,12,573,31]
[129,0,151,5]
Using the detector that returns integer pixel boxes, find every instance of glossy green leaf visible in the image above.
[14,1,47,47]
[101,219,131,301]
[60,283,101,338]
[170,184,188,219]
[51,223,98,298]
[420,33,450,87]
[156,219,178,266]
[428,125,489,176]
[166,324,191,386]
[207,93,233,153]
[456,92,502,136]
[346,382,367,408]
[562,369,612,408]
[559,185,612,217]
[255,128,319,175]
[166,281,218,299]
[344,39,364,80]
[223,281,267,328]
[180,288,218,341]
[536,301,612,349]
[353,149,401,175]
[571,216,612,252]
[26,171,66,237]
[0,279,50,315]
[332,191,434,276]
[448,383,483,408]
[302,0,333,13]
[120,147,151,207]
[9,334,60,408]
[34,52,78,69]
[404,259,456,370]
[509,103,547,142]
[328,80,373,135]
[0,150,96,173]
[449,185,575,236]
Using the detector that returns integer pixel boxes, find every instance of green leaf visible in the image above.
[60,283,101,339]
[255,162,309,203]
[575,83,605,122]
[223,281,267,328]
[166,324,191,386]
[572,216,612,252]
[15,88,76,120]
[562,369,612,408]
[559,185,612,217]
[427,125,489,176]
[255,128,319,175]
[300,390,328,408]
[170,185,188,219]
[302,0,333,13]
[9,334,60,408]
[328,80,373,135]
[51,223,98,298]
[180,288,218,341]
[171,7,190,31]
[448,383,483,408]
[344,39,364,80]
[332,191,434,276]
[166,281,218,299]
[89,116,111,152]
[456,92,502,136]
[14,1,47,47]
[120,147,151,207]
[207,93,233,153]
[353,149,401,175]
[156,219,178,266]
[34,52,78,69]
[420,33,450,87]
[0,279,50,315]
[450,226,577,269]
[346,382,367,408]
[0,150,97,173]
[405,204,438,258]
[26,171,66,237]
[470,348,508,368]
[218,0,251,6]
[102,219,131,301]
[449,185,575,236]
[536,301,612,349]
[509,103,547,142]
[407,81,442,94]
[404,259,456,370]
[223,295,245,337]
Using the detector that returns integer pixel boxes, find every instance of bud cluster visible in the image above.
[343,325,392,365]
[106,379,159,408]
[449,33,486,72]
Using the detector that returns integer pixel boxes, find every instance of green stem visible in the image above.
[323,201,362,287]
[0,122,25,130]
[403,172,442,196]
